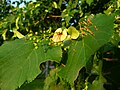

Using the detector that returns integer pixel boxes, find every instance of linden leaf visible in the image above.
[0,39,62,90]
[59,14,114,84]
[67,26,79,39]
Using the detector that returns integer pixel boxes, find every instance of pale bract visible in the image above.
[67,26,79,39]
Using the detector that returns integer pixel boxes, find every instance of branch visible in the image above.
[47,15,62,18]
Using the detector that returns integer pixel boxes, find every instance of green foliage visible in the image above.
[86,59,107,90]
[86,0,93,5]
[59,14,114,84]
[0,39,62,90]
[0,0,120,90]
[91,75,106,90]
[17,79,44,90]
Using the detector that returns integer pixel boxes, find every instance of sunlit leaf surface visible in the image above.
[0,39,62,90]
[59,14,114,84]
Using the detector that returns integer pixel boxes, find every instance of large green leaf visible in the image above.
[59,14,114,84]
[0,39,62,90]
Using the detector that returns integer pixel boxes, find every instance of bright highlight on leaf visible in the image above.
[52,28,67,42]
[2,29,7,40]
[16,16,20,29]
[53,2,57,8]
[67,26,79,39]
[118,45,120,48]
[13,29,25,39]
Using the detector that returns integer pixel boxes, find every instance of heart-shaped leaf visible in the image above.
[59,14,114,84]
[0,39,62,90]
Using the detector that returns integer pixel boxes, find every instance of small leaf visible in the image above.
[67,26,79,39]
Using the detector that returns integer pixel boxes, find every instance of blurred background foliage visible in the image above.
[0,0,120,90]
